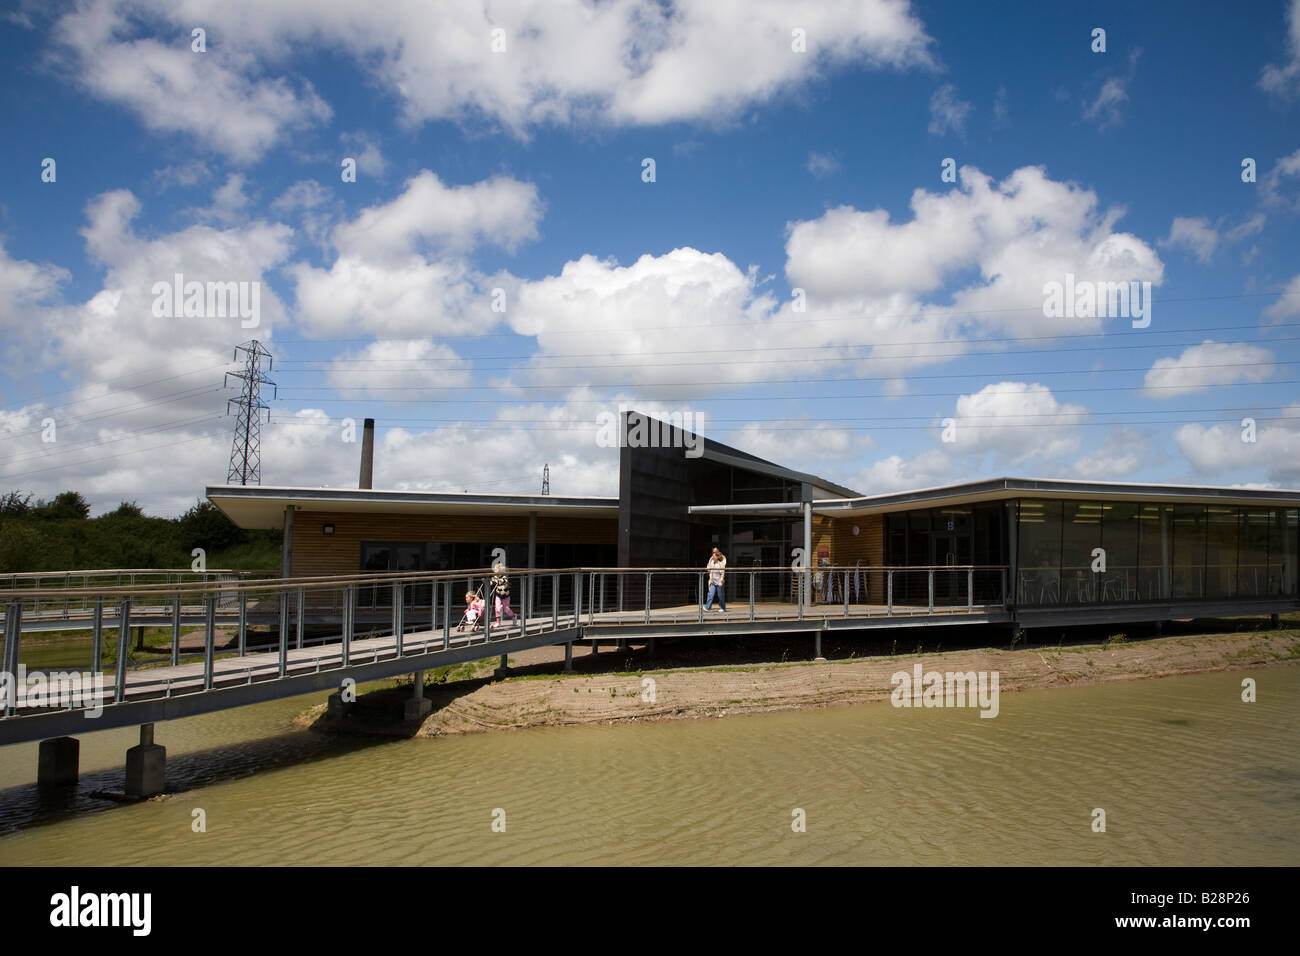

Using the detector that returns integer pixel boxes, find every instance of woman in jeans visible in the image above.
[703,547,727,611]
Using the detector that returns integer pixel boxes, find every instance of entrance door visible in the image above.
[932,525,972,604]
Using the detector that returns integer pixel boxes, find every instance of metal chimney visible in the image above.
[359,418,375,489]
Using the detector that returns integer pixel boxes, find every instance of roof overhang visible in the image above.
[689,477,1300,519]
[207,485,619,529]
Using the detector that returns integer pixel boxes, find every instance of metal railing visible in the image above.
[0,564,1009,718]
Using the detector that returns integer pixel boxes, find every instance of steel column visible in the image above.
[342,585,353,666]
[204,595,216,690]
[442,581,451,650]
[887,571,893,615]
[91,597,103,673]
[928,570,934,614]
[238,591,247,656]
[296,587,305,651]
[170,594,182,667]
[552,573,559,631]
[645,572,652,624]
[393,582,404,656]
[968,568,974,612]
[114,600,131,703]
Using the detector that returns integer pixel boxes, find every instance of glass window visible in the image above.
[1171,505,1207,599]
[1016,499,1062,606]
[1238,509,1270,597]
[1204,506,1239,599]
[1101,502,1140,602]
[1061,501,1103,603]
[1269,509,1298,596]
[1136,504,1167,599]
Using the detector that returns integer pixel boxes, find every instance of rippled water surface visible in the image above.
[0,668,1296,865]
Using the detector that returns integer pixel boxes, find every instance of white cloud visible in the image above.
[1083,49,1140,129]
[1263,148,1300,211]
[928,83,971,136]
[290,170,542,338]
[783,164,1164,365]
[1260,0,1300,95]
[52,1,332,163]
[50,0,935,146]
[1071,427,1153,479]
[340,131,390,180]
[1173,405,1300,485]
[1159,216,1218,263]
[1142,341,1276,398]
[807,152,841,177]
[324,339,473,398]
[1263,274,1300,321]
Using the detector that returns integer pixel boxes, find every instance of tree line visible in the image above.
[0,491,281,573]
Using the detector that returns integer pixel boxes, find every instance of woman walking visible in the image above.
[490,562,519,627]
[703,547,727,612]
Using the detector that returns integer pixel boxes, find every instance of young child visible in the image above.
[460,590,485,630]
[490,563,518,626]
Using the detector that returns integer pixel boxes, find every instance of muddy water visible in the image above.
[0,667,1295,866]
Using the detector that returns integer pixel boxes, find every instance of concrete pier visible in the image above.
[813,631,826,662]
[38,736,79,786]
[563,642,574,673]
[125,723,165,798]
[493,653,510,679]
[326,692,352,719]
[404,670,432,721]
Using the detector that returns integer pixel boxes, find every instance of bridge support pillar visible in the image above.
[563,642,574,673]
[134,626,146,651]
[326,692,352,719]
[125,723,165,798]
[493,654,510,679]
[38,736,79,787]
[814,631,826,662]
[590,640,599,657]
[1271,613,1280,628]
[404,670,432,721]
[1154,620,1163,636]
[647,639,655,658]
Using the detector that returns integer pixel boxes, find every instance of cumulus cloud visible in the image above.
[1141,341,1276,398]
[49,0,935,150]
[782,164,1164,375]
[51,1,332,163]
[324,339,474,398]
[290,170,542,338]
[1071,427,1153,479]
[1173,405,1300,486]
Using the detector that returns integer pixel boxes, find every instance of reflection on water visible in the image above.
[0,668,1296,865]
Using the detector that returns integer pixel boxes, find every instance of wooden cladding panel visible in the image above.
[289,510,617,578]
[830,515,884,601]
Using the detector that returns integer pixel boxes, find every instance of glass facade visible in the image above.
[1013,500,1299,606]
[880,497,1299,606]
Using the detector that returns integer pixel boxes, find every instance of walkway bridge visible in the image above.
[1,564,1009,746]
[2,563,1292,793]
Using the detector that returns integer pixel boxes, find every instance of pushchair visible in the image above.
[456,585,487,632]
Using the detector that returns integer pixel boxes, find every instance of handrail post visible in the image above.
[278,590,289,666]
[645,571,652,624]
[698,572,704,623]
[484,577,492,643]
[238,591,247,656]
[442,580,451,650]
[393,581,404,656]
[170,594,181,667]
[3,601,20,716]
[115,600,131,703]
[573,572,583,629]
[589,572,596,626]
[928,570,934,614]
[296,586,305,650]
[552,573,559,632]
[343,584,353,666]
[204,595,217,689]
[843,570,849,617]
[91,597,103,674]
[749,571,755,622]
[520,576,528,635]
[1001,568,1008,609]
[968,568,974,612]
[797,567,804,621]
[887,570,893,616]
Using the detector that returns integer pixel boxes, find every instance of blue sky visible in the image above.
[0,0,1298,515]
